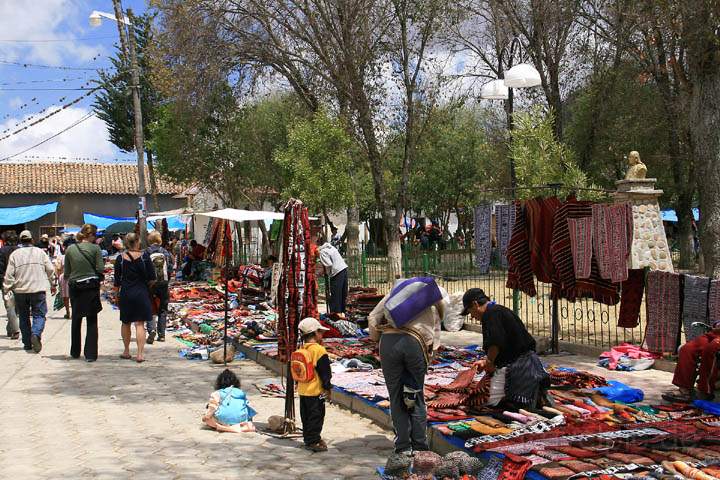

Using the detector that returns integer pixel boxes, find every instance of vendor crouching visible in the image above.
[462,288,549,408]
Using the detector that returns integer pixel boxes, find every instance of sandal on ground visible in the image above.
[119,354,132,360]
[136,358,146,363]
[305,442,328,452]
[10,332,19,340]
[661,390,693,403]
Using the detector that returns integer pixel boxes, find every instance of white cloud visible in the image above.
[0,0,104,65]
[8,97,23,109]
[0,105,117,161]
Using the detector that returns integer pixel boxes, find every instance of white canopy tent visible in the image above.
[195,208,285,222]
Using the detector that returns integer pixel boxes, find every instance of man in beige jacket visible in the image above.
[3,230,55,353]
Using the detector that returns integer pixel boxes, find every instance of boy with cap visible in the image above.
[3,230,56,352]
[295,317,333,452]
[462,288,547,407]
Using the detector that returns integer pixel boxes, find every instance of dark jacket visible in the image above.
[0,245,18,287]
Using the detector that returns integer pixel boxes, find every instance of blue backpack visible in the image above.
[214,387,257,425]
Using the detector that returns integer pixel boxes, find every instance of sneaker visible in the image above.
[86,358,96,363]
[305,442,328,452]
[157,335,165,342]
[23,345,32,351]
[30,335,42,353]
[147,331,156,344]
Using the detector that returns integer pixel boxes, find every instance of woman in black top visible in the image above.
[114,233,156,363]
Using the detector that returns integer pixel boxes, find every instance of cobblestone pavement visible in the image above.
[0,300,392,480]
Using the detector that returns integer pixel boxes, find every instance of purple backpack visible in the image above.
[384,277,443,328]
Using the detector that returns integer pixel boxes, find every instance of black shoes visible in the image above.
[157,334,165,342]
[147,331,156,344]
[30,335,42,353]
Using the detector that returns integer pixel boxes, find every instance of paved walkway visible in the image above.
[0,300,392,479]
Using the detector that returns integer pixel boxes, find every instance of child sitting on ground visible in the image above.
[293,318,333,452]
[202,369,257,433]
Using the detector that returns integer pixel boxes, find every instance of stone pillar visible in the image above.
[614,178,674,273]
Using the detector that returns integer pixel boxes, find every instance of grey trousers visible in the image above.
[379,332,428,453]
[2,288,19,335]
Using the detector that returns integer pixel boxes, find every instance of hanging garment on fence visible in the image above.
[644,270,682,354]
[495,204,516,269]
[474,204,493,274]
[683,275,712,342]
[618,269,645,328]
[527,197,562,284]
[709,280,720,327]
[592,203,633,283]
[567,217,593,279]
[507,201,537,297]
[550,200,620,305]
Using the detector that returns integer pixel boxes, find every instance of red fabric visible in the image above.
[499,453,533,480]
[618,269,645,328]
[318,320,342,338]
[191,244,206,260]
[592,203,632,283]
[506,201,537,297]
[673,332,720,394]
[527,197,562,284]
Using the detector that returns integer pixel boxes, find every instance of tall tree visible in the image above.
[94,12,164,210]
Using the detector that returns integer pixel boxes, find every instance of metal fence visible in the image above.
[347,242,647,351]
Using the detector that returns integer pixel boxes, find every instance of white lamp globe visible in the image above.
[89,11,103,27]
[504,63,542,88]
[480,79,509,100]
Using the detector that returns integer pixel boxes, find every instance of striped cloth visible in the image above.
[474,204,492,274]
[683,274,712,341]
[618,269,645,328]
[506,201,537,297]
[550,200,619,305]
[527,197,562,284]
[567,217,593,279]
[710,280,720,327]
[644,270,682,354]
[495,204,516,269]
[592,203,633,283]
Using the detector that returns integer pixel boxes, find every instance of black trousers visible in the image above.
[329,269,348,313]
[148,283,170,335]
[299,395,325,445]
[69,287,100,360]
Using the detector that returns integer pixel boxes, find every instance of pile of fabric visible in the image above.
[346,287,385,319]
[598,344,658,371]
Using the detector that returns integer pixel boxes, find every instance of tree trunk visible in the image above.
[675,205,696,271]
[385,211,402,281]
[690,74,720,278]
[346,205,360,257]
[146,149,160,212]
[258,220,270,259]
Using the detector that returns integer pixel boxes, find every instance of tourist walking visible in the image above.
[0,231,20,339]
[145,231,172,344]
[318,238,349,315]
[3,230,56,353]
[114,233,156,363]
[65,224,104,362]
[54,239,72,319]
[368,277,448,455]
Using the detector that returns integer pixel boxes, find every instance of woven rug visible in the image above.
[710,280,720,327]
[644,270,682,354]
[506,201,537,297]
[474,204,492,274]
[495,204,516,269]
[683,274,712,341]
[592,203,632,283]
[567,217,593,279]
[618,269,645,328]
[527,197,562,284]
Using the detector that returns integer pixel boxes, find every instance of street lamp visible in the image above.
[89,2,148,247]
[479,38,541,190]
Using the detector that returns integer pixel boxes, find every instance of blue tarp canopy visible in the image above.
[661,208,700,222]
[83,212,135,230]
[153,216,185,231]
[0,202,58,225]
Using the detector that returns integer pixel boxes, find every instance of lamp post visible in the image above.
[480,37,541,191]
[90,3,148,247]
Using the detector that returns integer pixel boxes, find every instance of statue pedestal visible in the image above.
[614,178,674,273]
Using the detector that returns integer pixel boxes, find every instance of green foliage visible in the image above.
[274,111,357,213]
[511,106,603,201]
[94,13,160,152]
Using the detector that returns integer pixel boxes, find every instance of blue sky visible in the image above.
[0,0,148,163]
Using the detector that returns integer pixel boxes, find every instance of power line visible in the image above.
[0,87,99,91]
[0,76,91,86]
[0,36,116,43]
[0,60,98,71]
[0,113,95,162]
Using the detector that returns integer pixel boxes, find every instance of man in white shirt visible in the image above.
[318,238,348,315]
[3,230,56,353]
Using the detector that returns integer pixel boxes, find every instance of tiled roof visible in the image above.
[0,162,183,195]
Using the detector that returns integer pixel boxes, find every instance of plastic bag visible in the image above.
[594,380,644,403]
[53,291,64,311]
[693,400,720,415]
[443,292,465,332]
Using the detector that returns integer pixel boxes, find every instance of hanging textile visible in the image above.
[709,279,720,327]
[644,270,682,354]
[550,199,619,305]
[591,203,633,283]
[506,202,537,297]
[495,204,516,269]
[618,269,645,328]
[277,199,318,363]
[683,275,712,342]
[474,204,492,274]
[526,197,562,284]
[567,217,593,279]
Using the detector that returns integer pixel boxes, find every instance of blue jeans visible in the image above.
[14,292,47,347]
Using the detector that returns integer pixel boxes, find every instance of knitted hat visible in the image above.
[413,451,442,475]
[385,453,412,477]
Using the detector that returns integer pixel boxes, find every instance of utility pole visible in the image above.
[111,0,148,247]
